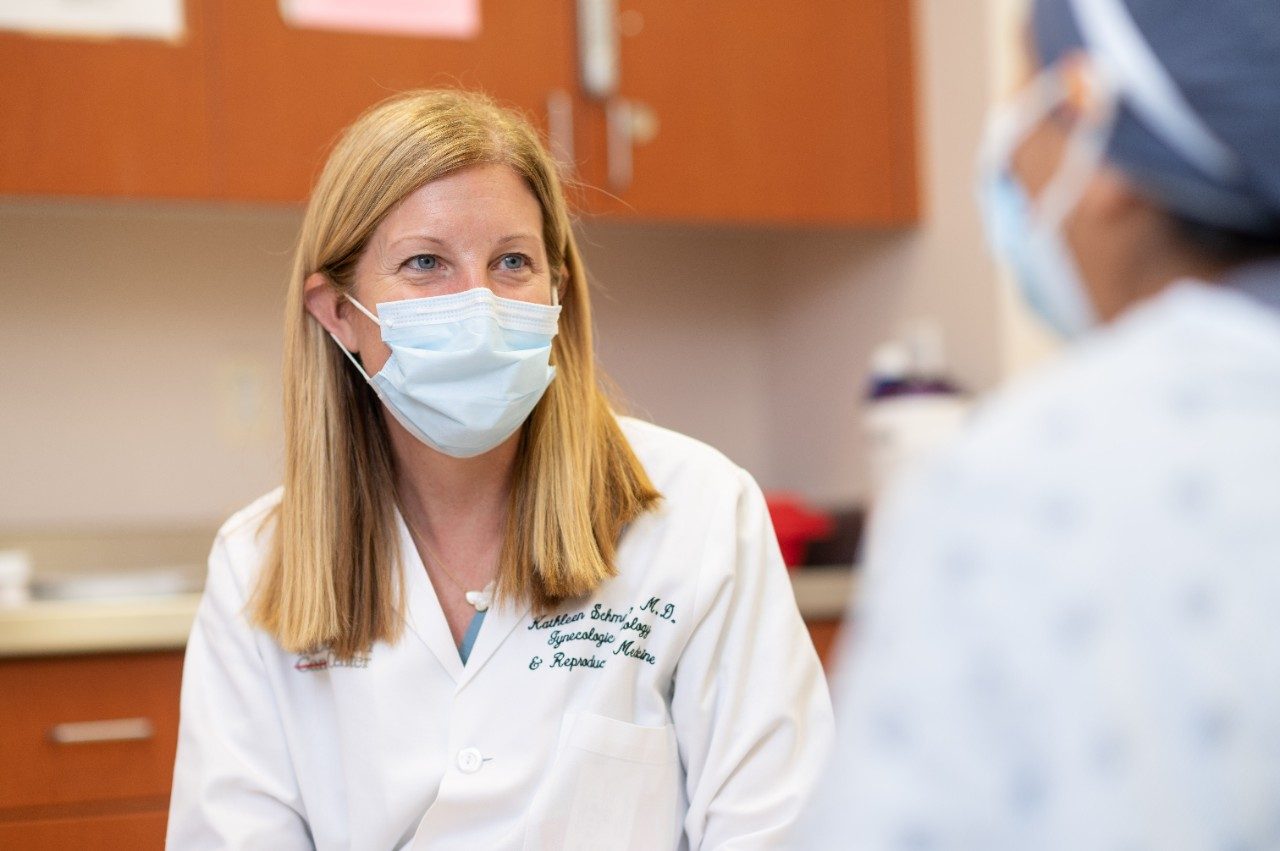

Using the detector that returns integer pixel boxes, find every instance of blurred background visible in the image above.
[0,0,1049,845]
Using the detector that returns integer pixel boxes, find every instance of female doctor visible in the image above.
[801,0,1280,848]
[168,90,832,850]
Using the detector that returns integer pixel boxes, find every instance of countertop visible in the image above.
[0,593,204,657]
[0,566,856,658]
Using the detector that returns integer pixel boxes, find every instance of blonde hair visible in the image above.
[251,90,661,658]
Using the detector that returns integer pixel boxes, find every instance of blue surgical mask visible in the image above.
[977,67,1111,339]
[331,287,561,458]
[978,160,1097,339]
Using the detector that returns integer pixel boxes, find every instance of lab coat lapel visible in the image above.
[396,512,466,684]
[456,596,531,690]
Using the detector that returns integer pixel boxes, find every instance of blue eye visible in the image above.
[406,254,438,271]
[499,254,529,271]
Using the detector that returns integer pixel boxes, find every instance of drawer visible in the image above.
[0,808,167,849]
[0,651,183,810]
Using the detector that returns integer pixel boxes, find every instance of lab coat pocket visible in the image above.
[523,712,682,851]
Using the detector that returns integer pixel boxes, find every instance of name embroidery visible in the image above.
[293,651,371,672]
[526,596,677,672]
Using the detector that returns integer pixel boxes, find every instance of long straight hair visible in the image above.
[250,90,661,659]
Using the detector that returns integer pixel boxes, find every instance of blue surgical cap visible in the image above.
[1032,0,1280,236]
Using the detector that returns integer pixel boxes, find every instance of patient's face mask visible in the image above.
[978,61,1117,339]
[331,286,561,458]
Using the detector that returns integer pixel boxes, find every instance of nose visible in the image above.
[447,263,494,296]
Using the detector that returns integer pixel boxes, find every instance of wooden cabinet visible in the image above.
[0,1,917,226]
[0,0,577,204]
[0,651,184,849]
[0,0,217,199]
[806,619,844,670]
[206,0,578,203]
[577,0,919,225]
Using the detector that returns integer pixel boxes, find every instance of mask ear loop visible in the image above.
[977,68,1070,185]
[1034,59,1120,231]
[344,293,383,326]
[326,293,382,383]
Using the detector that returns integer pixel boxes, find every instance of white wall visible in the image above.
[0,202,294,528]
[576,222,774,472]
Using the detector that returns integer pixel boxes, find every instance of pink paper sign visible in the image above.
[281,0,481,39]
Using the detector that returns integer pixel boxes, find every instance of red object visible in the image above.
[764,492,835,569]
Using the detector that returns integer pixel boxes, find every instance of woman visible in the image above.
[168,90,832,850]
[801,0,1280,848]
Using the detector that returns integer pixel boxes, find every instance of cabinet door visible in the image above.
[0,651,183,811]
[806,619,844,671]
[208,0,578,203]
[0,1,216,199]
[0,810,167,850]
[579,0,919,226]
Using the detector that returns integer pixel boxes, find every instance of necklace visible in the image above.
[402,512,497,612]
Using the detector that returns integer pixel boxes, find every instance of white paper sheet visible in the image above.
[280,0,481,40]
[0,0,185,41]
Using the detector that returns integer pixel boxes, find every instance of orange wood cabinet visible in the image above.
[0,651,184,849]
[0,0,217,199]
[577,0,919,225]
[806,619,844,670]
[0,0,577,204]
[0,2,917,225]
[205,0,579,203]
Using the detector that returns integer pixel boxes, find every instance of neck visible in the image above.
[389,417,518,545]
[1089,227,1230,323]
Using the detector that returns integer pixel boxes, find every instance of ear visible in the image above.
[554,266,568,305]
[303,272,362,352]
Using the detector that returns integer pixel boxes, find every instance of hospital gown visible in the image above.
[801,269,1280,850]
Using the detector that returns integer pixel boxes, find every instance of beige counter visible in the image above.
[790,565,857,620]
[0,567,855,658]
[0,594,202,658]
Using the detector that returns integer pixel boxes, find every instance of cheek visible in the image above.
[353,320,392,374]
[1011,120,1069,199]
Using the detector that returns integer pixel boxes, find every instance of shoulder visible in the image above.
[872,282,1280,580]
[947,282,1275,487]
[618,416,752,499]
[613,419,777,612]
[208,486,283,597]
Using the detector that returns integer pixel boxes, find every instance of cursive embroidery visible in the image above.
[528,611,586,631]
[293,651,371,672]
[526,596,680,673]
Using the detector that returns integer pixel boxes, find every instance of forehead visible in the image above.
[374,163,545,244]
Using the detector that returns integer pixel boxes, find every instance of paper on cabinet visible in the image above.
[0,0,184,41]
[279,0,480,39]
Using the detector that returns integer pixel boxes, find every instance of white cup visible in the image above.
[0,549,33,607]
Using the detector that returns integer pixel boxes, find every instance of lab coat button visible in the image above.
[457,747,483,774]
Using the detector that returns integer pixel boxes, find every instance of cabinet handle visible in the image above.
[606,97,634,191]
[547,89,575,174]
[577,0,620,100]
[606,98,658,192]
[49,718,155,745]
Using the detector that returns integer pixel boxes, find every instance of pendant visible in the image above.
[465,582,494,612]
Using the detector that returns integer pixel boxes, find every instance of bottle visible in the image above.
[864,321,969,500]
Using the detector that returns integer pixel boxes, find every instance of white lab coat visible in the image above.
[168,417,833,850]
[799,270,1280,850]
